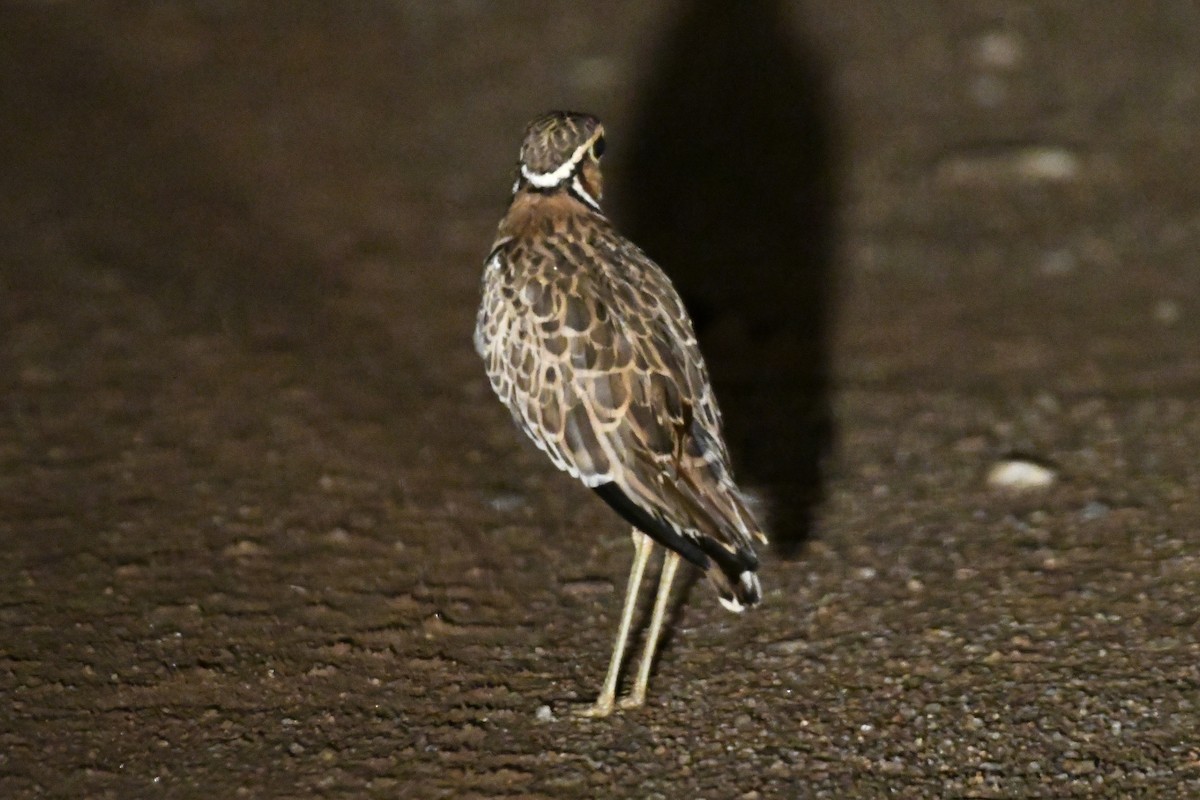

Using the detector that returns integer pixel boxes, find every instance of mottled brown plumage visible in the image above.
[475,111,767,715]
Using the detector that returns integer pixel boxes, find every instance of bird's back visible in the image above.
[477,193,767,611]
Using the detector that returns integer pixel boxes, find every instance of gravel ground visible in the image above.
[2,2,1199,798]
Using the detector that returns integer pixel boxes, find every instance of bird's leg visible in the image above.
[576,529,653,718]
[619,549,681,710]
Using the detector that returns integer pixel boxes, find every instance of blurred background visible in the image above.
[3,2,1199,797]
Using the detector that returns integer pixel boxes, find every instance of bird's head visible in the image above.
[515,111,606,211]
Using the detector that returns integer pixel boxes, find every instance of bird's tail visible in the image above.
[674,475,767,613]
[593,454,768,613]
[695,535,763,613]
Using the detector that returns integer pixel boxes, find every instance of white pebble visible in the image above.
[1016,147,1080,181]
[987,459,1058,490]
[974,31,1024,70]
[534,705,554,722]
[1153,299,1181,325]
[1039,248,1076,277]
[937,146,1081,185]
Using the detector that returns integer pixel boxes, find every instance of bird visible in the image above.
[474,111,768,717]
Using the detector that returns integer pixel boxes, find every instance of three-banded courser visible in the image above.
[475,111,767,717]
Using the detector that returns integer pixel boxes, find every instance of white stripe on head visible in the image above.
[520,139,594,188]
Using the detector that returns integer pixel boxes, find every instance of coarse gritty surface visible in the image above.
[2,2,1199,798]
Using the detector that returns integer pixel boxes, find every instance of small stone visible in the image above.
[1153,299,1181,325]
[1063,758,1096,775]
[987,458,1057,490]
[974,30,1024,70]
[1016,147,1080,181]
[1039,248,1076,277]
[222,540,266,557]
[535,705,554,722]
[487,492,526,512]
[938,146,1080,186]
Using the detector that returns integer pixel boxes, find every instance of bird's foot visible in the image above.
[617,692,645,710]
[573,697,616,719]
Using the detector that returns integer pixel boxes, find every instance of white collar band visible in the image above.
[520,139,593,188]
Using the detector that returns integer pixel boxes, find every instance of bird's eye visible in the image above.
[591,136,606,159]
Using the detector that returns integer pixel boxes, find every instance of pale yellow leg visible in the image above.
[619,549,681,709]
[576,529,653,718]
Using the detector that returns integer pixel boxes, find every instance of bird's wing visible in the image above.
[482,240,766,582]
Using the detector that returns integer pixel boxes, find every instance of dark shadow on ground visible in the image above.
[617,0,840,558]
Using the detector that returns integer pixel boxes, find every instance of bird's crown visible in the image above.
[518,111,606,189]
